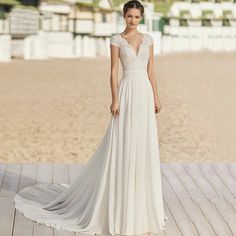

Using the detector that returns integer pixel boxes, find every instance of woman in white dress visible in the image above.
[14,0,168,235]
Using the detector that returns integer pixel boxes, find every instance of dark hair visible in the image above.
[123,0,144,17]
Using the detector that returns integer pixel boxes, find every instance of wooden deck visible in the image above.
[1,162,236,236]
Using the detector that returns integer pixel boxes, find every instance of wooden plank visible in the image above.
[13,163,37,236]
[211,198,236,235]
[161,164,183,236]
[54,229,75,236]
[182,163,218,199]
[53,164,75,236]
[36,163,53,184]
[34,163,53,236]
[2,162,236,236]
[182,198,217,236]
[53,163,69,184]
[0,196,15,236]
[162,199,182,236]
[75,232,94,236]
[53,163,82,236]
[197,197,232,236]
[68,163,84,184]
[227,163,236,179]
[18,163,37,190]
[161,172,198,235]
[0,163,7,190]
[164,197,198,235]
[227,198,236,234]
[198,163,234,200]
[183,163,233,235]
[0,163,22,196]
[12,210,34,236]
[229,199,236,213]
[212,162,236,197]
[170,163,216,235]
[170,163,204,199]
[161,163,190,199]
[36,163,75,236]
[34,223,54,236]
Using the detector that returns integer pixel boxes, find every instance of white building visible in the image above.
[1,0,236,62]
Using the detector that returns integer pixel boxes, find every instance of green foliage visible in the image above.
[112,0,123,7]
[154,1,172,16]
[41,0,67,3]
[14,4,37,10]
[140,15,144,24]
[0,0,20,5]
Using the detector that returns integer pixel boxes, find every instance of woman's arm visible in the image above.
[147,41,162,113]
[147,44,159,100]
[110,43,120,117]
[110,44,119,103]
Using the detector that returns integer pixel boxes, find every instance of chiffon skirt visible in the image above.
[14,69,168,235]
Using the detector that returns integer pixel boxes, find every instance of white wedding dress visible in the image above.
[14,32,168,235]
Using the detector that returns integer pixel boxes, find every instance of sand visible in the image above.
[0,52,235,163]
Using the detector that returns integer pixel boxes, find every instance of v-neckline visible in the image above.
[118,33,145,57]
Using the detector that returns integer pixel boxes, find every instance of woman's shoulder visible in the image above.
[111,33,120,38]
[110,33,121,47]
[144,33,154,46]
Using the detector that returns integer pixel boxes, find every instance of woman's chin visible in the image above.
[128,25,136,29]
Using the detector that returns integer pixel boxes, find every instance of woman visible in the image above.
[14,0,168,235]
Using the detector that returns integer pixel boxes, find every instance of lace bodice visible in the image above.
[110,33,154,72]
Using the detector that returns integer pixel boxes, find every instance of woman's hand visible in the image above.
[110,101,120,117]
[154,98,162,114]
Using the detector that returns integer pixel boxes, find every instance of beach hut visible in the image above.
[0,0,19,34]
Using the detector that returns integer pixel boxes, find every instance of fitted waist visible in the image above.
[122,69,148,77]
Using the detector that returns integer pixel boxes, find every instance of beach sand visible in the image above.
[0,52,235,163]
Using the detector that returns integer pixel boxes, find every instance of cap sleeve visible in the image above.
[148,35,154,46]
[110,34,120,48]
